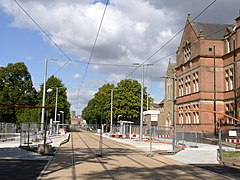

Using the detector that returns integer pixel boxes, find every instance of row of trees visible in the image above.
[0,62,70,124]
[82,79,152,129]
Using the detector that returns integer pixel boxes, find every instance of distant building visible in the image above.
[71,111,76,118]
[143,110,160,126]
[143,103,161,126]
[71,117,80,125]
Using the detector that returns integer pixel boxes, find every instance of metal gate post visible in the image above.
[218,127,222,164]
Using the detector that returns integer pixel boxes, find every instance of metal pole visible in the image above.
[195,125,198,148]
[110,89,113,135]
[147,93,149,110]
[60,111,64,127]
[99,109,103,156]
[54,88,58,124]
[150,126,152,153]
[172,75,176,153]
[213,44,217,137]
[43,108,47,154]
[41,59,48,132]
[130,124,132,139]
[27,123,30,150]
[233,42,237,120]
[41,58,58,132]
[62,112,64,127]
[43,95,50,154]
[218,126,222,164]
[140,65,144,141]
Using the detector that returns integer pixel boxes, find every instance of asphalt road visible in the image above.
[0,159,48,180]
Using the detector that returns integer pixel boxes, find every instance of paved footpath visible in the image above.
[0,134,69,180]
[41,131,234,179]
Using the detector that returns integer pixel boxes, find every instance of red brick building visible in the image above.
[175,14,240,134]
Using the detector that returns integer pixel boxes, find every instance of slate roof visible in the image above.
[192,22,233,40]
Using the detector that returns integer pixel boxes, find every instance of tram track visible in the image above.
[71,134,76,180]
[75,131,115,179]
[41,130,237,179]
[77,129,231,180]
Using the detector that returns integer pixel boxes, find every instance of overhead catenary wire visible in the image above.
[150,21,236,65]
[78,0,110,90]
[13,0,125,84]
[13,0,217,77]
[69,59,137,67]
[13,0,233,113]
[126,0,217,78]
[13,0,72,73]
[76,0,110,107]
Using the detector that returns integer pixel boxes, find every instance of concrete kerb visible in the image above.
[36,133,70,180]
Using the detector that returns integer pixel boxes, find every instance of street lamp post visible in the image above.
[54,87,58,130]
[133,63,152,141]
[110,88,118,135]
[57,113,60,134]
[43,88,53,154]
[60,111,64,127]
[41,59,58,132]
[140,64,144,141]
[53,87,64,133]
[110,89,113,135]
[213,44,217,137]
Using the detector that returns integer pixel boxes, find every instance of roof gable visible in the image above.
[192,22,233,40]
[178,14,199,51]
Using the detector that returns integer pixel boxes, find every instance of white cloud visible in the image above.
[73,73,81,79]
[0,0,175,74]
[67,88,96,114]
[25,56,32,60]
[1,0,239,113]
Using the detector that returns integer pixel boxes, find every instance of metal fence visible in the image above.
[19,122,66,147]
[111,125,172,140]
[217,126,240,166]
[110,124,222,147]
[20,123,42,147]
[0,122,17,141]
[175,124,218,148]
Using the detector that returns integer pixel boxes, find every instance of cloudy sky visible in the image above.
[0,0,239,114]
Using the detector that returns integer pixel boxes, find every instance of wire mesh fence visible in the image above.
[217,126,240,166]
[0,122,17,142]
[20,123,41,147]
[175,124,217,147]
[19,122,66,147]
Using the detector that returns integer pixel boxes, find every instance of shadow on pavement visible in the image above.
[193,164,240,180]
[0,159,48,180]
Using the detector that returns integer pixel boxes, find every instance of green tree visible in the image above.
[0,62,38,123]
[82,79,152,127]
[38,76,71,124]
[114,79,147,124]
[16,108,41,123]
[82,83,114,129]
